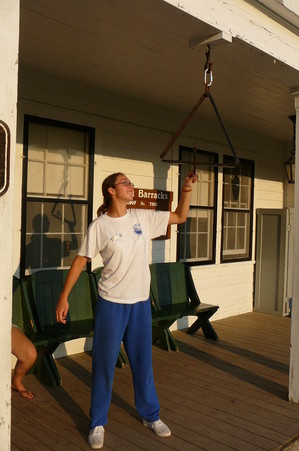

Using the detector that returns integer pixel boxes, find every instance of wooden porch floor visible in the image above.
[11,312,299,450]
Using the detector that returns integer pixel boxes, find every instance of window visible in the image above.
[21,116,94,275]
[178,146,217,264]
[221,156,254,262]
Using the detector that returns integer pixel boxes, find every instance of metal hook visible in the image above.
[204,66,213,87]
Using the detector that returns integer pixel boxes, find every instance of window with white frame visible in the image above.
[221,156,254,262]
[21,116,94,275]
[177,146,217,263]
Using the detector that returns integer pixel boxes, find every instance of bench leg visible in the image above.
[116,348,129,368]
[154,328,178,352]
[165,328,179,351]
[33,354,62,387]
[187,313,218,340]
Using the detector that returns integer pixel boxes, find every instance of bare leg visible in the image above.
[11,327,37,399]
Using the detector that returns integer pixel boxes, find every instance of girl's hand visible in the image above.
[56,295,69,324]
[182,171,198,189]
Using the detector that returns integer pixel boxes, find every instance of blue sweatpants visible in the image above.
[90,296,160,428]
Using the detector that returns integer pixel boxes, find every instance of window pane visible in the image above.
[227,227,236,250]
[28,123,46,160]
[68,130,88,164]
[228,212,236,226]
[198,216,208,232]
[199,179,212,205]
[237,227,245,249]
[42,234,63,268]
[26,202,42,232]
[238,213,245,226]
[222,211,250,261]
[179,229,186,260]
[47,127,68,160]
[25,234,41,269]
[223,178,230,206]
[25,201,86,271]
[63,234,82,266]
[188,233,197,259]
[197,234,208,258]
[43,202,64,233]
[223,174,241,207]
[47,147,67,164]
[180,149,216,207]
[240,185,249,207]
[46,163,65,196]
[28,161,44,195]
[179,209,214,262]
[223,160,252,210]
[189,216,197,233]
[67,166,86,198]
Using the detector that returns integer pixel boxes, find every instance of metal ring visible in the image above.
[204,68,213,87]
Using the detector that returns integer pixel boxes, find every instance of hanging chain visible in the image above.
[204,45,213,89]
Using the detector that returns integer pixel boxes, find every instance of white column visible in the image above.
[289,91,299,402]
[0,0,20,449]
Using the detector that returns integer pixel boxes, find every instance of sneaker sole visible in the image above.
[143,421,171,438]
[89,443,103,450]
[155,431,171,438]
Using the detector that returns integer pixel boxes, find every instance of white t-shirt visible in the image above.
[78,209,170,304]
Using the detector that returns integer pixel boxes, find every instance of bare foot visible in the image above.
[12,387,35,399]
[12,381,35,399]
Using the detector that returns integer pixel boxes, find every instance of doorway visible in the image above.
[254,208,293,316]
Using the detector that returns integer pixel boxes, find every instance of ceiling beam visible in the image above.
[189,31,232,48]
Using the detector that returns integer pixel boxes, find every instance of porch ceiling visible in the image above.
[19,0,299,144]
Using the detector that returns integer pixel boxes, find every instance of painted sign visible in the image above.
[0,121,10,196]
[128,188,173,239]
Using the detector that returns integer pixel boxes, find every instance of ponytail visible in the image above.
[97,172,124,216]
[97,203,108,217]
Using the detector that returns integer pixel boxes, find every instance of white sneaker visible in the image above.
[143,419,171,437]
[88,426,105,449]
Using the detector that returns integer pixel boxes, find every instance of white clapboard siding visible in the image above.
[190,262,255,319]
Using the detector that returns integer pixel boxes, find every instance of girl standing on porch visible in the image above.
[56,171,197,449]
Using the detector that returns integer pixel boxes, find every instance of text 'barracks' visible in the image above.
[136,189,169,200]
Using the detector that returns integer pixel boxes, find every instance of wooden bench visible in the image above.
[150,262,219,351]
[25,269,95,341]
[21,269,127,386]
[12,277,62,386]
